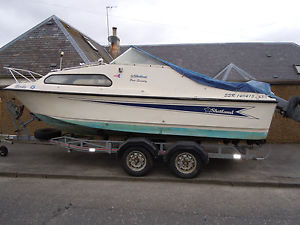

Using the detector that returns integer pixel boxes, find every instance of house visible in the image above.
[0,15,112,86]
[1,15,300,142]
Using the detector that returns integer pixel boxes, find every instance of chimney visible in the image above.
[108,27,120,59]
[112,27,117,36]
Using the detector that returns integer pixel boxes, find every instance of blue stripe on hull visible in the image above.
[86,100,250,118]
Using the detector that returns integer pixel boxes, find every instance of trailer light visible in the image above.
[89,148,96,152]
[233,154,241,160]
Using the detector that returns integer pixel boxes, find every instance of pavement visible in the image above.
[0,141,300,187]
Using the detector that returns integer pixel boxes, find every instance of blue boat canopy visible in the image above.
[112,46,275,98]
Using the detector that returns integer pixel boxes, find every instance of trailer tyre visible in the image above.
[169,150,202,179]
[121,146,153,177]
[34,128,62,140]
[0,146,8,157]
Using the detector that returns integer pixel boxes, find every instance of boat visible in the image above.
[4,46,298,141]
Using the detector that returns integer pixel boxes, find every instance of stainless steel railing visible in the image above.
[3,67,43,83]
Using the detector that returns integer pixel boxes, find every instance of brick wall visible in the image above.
[267,84,300,143]
[0,90,49,136]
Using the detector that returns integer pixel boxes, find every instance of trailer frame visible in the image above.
[50,136,270,160]
[50,135,271,178]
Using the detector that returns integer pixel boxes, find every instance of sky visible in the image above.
[1,0,300,48]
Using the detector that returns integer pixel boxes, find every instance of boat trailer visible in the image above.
[50,135,271,178]
[50,136,270,160]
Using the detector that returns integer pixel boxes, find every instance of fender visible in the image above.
[117,137,158,159]
[164,141,209,165]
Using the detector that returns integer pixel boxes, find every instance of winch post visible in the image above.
[6,100,38,140]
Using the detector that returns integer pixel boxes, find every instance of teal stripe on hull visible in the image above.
[65,119,266,140]
[35,114,267,140]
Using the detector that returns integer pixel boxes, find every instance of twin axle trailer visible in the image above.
[50,135,270,178]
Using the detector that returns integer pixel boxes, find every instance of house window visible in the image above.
[44,74,112,87]
[294,65,300,74]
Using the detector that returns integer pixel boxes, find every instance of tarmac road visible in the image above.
[1,142,300,224]
[0,142,300,186]
[0,177,300,225]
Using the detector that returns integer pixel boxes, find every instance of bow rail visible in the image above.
[3,67,43,83]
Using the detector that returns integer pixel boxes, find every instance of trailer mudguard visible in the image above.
[117,138,159,159]
[164,141,209,165]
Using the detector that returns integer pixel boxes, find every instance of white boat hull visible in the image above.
[11,90,277,140]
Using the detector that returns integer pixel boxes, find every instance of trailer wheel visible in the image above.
[169,150,202,179]
[0,146,8,157]
[121,147,153,177]
[34,128,62,140]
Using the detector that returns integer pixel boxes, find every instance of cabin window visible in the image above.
[44,74,112,87]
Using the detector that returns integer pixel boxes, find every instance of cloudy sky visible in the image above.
[1,0,300,48]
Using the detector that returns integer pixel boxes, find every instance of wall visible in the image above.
[267,84,300,143]
[0,90,48,136]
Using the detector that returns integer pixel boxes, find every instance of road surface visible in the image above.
[0,177,299,225]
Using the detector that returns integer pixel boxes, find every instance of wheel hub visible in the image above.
[127,151,147,172]
[175,153,197,174]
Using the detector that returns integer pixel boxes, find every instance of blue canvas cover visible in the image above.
[131,46,276,98]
